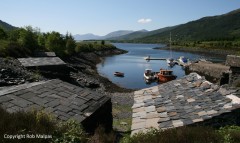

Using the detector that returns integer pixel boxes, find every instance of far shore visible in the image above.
[153,46,237,59]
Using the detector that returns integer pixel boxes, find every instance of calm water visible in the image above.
[97,43,224,89]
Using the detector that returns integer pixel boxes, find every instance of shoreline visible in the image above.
[153,46,237,59]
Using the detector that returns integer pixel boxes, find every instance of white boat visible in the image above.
[178,56,189,64]
[166,58,175,67]
[143,69,157,80]
[144,55,150,60]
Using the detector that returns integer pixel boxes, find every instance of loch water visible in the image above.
[97,43,225,89]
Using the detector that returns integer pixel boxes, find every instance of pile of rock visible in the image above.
[0,58,41,86]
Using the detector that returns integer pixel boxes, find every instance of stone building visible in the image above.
[131,73,240,135]
[0,79,112,133]
[225,55,240,86]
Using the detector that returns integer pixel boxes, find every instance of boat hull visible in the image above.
[114,72,124,77]
[144,73,155,80]
[157,74,176,83]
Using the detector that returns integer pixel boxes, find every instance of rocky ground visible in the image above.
[0,58,44,87]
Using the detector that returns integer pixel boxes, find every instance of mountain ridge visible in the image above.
[0,20,16,31]
[130,8,240,43]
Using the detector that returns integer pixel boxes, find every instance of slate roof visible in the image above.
[0,79,110,122]
[34,52,56,57]
[226,55,240,67]
[131,73,240,135]
[18,57,66,67]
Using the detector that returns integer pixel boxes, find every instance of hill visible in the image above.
[0,20,16,31]
[103,30,134,39]
[73,33,101,41]
[109,26,177,41]
[74,30,134,41]
[126,8,240,43]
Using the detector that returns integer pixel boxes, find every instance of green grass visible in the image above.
[113,118,132,132]
[112,104,132,132]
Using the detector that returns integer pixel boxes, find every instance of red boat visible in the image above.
[157,69,176,83]
[114,72,124,77]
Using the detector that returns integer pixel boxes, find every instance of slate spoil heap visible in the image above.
[131,73,240,135]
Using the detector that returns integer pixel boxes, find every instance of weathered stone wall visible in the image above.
[191,108,240,128]
[225,55,240,67]
[82,99,113,133]
[226,55,240,86]
[229,67,240,86]
[186,61,230,84]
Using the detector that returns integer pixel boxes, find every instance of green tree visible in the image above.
[65,34,76,55]
[101,40,105,45]
[45,31,65,56]
[37,34,46,50]
[0,27,7,39]
[17,27,38,52]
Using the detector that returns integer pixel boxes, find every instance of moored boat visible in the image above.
[166,58,176,67]
[144,55,150,60]
[144,69,157,80]
[166,32,175,67]
[114,72,124,77]
[157,69,177,83]
[178,56,189,64]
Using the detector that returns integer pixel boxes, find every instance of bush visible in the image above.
[0,106,89,143]
[121,127,223,143]
[219,126,240,143]
[0,107,56,143]
[52,120,89,143]
[88,125,116,143]
[75,42,116,53]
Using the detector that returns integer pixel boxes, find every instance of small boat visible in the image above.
[144,69,157,80]
[166,58,176,67]
[157,69,177,83]
[166,32,175,67]
[178,56,189,64]
[114,72,124,77]
[144,55,150,60]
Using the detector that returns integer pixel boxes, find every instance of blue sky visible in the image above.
[1,0,239,36]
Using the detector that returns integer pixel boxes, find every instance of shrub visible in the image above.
[88,125,116,143]
[52,120,89,143]
[121,127,223,143]
[0,106,89,143]
[219,126,240,143]
[0,107,56,143]
[75,42,116,53]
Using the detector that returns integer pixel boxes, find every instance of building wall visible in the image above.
[81,99,113,133]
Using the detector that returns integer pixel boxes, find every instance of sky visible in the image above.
[1,0,240,36]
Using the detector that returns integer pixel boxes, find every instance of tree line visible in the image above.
[0,26,114,57]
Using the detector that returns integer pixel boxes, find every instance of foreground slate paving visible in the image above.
[131,73,240,136]
[0,79,110,124]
